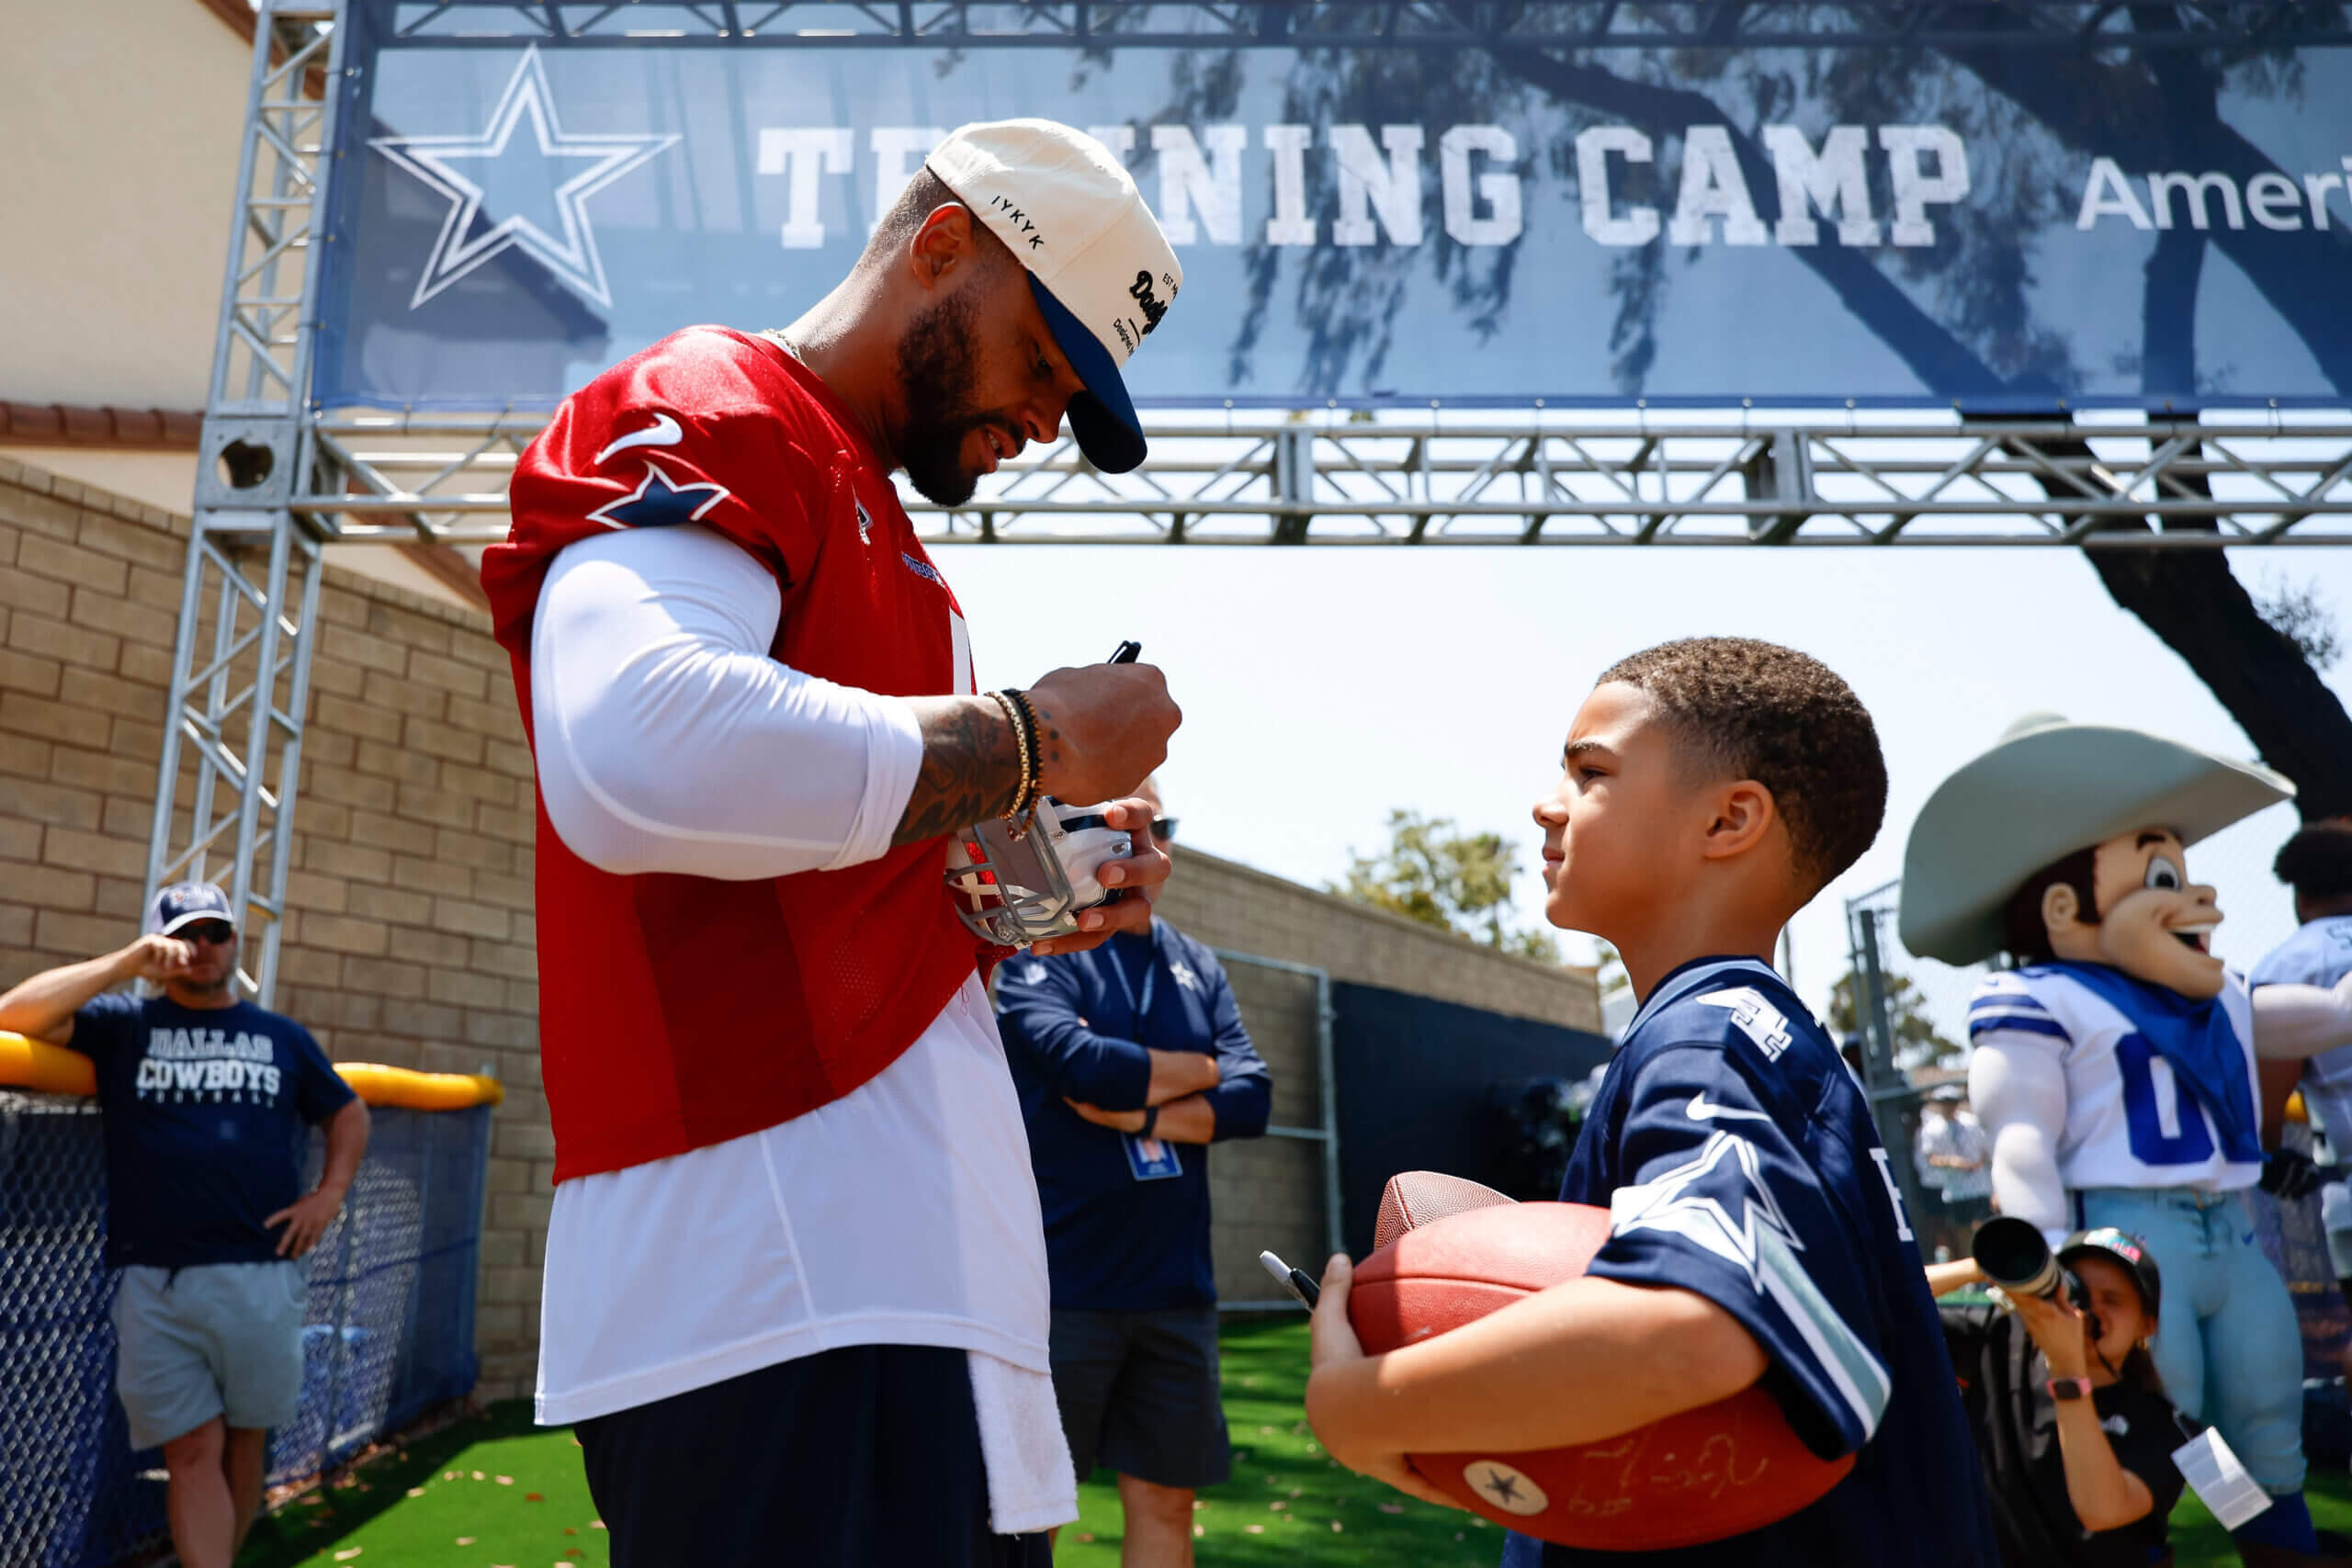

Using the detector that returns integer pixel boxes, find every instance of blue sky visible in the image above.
[939,541,2352,1023]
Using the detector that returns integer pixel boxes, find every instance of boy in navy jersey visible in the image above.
[1306,637,1997,1566]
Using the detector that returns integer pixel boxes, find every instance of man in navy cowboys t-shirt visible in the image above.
[1304,638,1996,1566]
[0,882,368,1568]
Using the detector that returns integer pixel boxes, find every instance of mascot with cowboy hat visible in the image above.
[1905,715,2352,1567]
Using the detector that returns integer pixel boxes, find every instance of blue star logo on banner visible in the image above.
[369,45,676,310]
[587,462,730,531]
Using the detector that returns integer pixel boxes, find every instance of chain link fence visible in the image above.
[0,1095,492,1568]
[1843,798,2351,1379]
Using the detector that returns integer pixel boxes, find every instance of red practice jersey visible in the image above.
[483,326,992,1182]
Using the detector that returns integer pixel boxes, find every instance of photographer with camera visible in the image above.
[1930,1222,2188,1568]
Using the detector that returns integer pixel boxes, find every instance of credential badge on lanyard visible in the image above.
[1112,937,1182,1180]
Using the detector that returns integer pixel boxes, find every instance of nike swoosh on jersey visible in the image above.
[594,412,684,464]
[1687,1092,1774,1123]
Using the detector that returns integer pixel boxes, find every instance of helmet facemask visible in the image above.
[945,799,1135,947]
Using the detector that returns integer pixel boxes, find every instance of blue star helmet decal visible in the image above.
[587,461,730,531]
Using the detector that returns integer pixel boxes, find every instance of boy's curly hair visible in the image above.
[2277,822,2352,902]
[1598,637,1887,896]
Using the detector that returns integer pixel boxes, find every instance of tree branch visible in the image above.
[1936,9,2352,394]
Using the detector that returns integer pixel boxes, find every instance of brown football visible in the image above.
[1347,1172,1854,1549]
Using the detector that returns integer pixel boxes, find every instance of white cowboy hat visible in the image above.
[1898,713,2291,966]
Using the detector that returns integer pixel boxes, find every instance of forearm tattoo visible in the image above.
[893,696,1023,846]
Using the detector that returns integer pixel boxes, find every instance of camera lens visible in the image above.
[1972,1215,2064,1298]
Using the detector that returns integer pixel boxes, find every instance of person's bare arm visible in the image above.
[2049,1398,2156,1531]
[2258,1056,2304,1149]
[891,696,1023,845]
[1924,1258,1985,1297]
[0,938,195,1045]
[267,1098,371,1259]
[1148,1050,1221,1104]
[1065,1092,1217,1144]
[894,663,1182,847]
[1306,1253,1767,1481]
[2008,1292,2155,1532]
[1060,1051,1220,1129]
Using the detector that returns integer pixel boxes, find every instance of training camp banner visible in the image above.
[317,11,2352,412]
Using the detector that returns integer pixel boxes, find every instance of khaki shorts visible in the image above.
[110,1261,308,1450]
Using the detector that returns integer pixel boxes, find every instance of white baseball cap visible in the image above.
[926,119,1182,474]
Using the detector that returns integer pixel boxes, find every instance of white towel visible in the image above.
[967,1349,1079,1536]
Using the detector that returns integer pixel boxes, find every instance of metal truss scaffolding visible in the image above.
[306,411,2352,548]
[376,1,2348,51]
[153,4,345,1005]
[163,1,2352,1009]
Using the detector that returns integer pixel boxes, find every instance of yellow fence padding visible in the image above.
[0,1033,97,1096]
[0,1034,501,1110]
[333,1062,504,1111]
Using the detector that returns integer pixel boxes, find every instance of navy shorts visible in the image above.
[574,1345,1052,1568]
[1049,1305,1231,1491]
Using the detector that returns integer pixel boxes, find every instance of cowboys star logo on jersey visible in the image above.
[585,461,730,531]
[1611,1129,1807,1289]
[1612,1127,1893,1435]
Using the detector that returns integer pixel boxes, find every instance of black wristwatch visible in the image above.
[2047,1376,2093,1402]
[1139,1105,1159,1139]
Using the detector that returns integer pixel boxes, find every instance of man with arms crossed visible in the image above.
[997,783,1273,1566]
[0,882,368,1568]
[480,119,1185,1566]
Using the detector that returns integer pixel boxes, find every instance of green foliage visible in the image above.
[1827,967,1965,1072]
[2255,575,2344,672]
[1332,809,1560,963]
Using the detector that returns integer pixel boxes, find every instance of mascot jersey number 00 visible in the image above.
[1902,715,2352,1566]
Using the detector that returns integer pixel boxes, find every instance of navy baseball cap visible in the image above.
[146,881,236,938]
[926,120,1182,474]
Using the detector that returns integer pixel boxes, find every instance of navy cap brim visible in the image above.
[1029,275,1146,473]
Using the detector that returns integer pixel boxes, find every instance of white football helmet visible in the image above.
[944,798,1134,947]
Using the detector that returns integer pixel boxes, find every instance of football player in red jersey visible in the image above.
[480,120,1185,1568]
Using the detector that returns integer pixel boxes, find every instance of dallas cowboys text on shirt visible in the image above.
[133,1025,285,1101]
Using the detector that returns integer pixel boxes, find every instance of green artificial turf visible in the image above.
[231,1315,2352,1568]
[233,1403,608,1568]
[1053,1314,1493,1568]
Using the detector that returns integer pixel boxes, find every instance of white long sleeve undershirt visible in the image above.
[529,524,923,880]
[527,523,1076,1529]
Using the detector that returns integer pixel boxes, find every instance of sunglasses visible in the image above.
[1150,817,1179,842]
[178,921,236,946]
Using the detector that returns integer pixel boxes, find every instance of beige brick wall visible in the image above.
[0,454,1600,1398]
[1158,847,1601,1032]
[1155,851,1600,1304]
[0,456,548,1400]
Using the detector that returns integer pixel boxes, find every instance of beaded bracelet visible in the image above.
[1005,689,1046,819]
